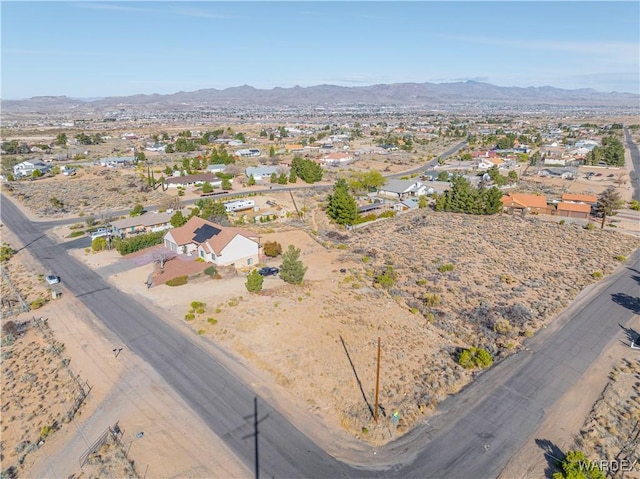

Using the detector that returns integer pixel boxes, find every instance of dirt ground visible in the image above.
[2,135,639,477]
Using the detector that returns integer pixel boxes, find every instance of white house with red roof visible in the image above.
[163,216,259,267]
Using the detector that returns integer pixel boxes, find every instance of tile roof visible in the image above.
[501,193,548,209]
[561,193,598,204]
[556,202,592,213]
[166,216,258,254]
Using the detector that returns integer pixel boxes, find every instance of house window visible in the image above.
[247,258,253,265]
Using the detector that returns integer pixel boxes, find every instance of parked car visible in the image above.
[258,267,279,277]
[45,274,60,285]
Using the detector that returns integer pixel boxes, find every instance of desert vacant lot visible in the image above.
[69,206,640,446]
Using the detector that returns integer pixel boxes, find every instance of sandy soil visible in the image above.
[2,133,639,476]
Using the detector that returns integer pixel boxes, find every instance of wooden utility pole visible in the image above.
[374,337,381,423]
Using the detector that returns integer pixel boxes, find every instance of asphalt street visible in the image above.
[625,127,639,201]
[1,131,639,477]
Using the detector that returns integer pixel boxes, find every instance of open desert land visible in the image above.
[2,127,640,477]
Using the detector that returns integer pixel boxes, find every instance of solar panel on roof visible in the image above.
[192,224,221,243]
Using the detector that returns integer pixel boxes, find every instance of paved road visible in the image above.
[624,127,640,201]
[3,192,639,478]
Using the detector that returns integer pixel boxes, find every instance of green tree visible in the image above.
[201,181,213,193]
[437,171,450,182]
[291,157,323,183]
[130,204,144,217]
[552,450,605,479]
[55,133,67,146]
[279,245,307,285]
[270,172,278,184]
[1,140,19,154]
[436,176,502,215]
[170,210,187,227]
[418,195,428,208]
[352,170,386,192]
[595,186,623,229]
[91,236,108,252]
[327,178,358,226]
[245,269,264,293]
[196,199,229,225]
[32,169,43,178]
[487,165,507,186]
[165,144,175,154]
[221,178,232,190]
[288,169,297,183]
[277,172,288,185]
[247,174,256,186]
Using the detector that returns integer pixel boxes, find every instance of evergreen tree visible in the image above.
[288,169,297,183]
[247,174,256,186]
[291,157,323,183]
[327,178,358,225]
[278,172,288,184]
[279,245,307,285]
[245,269,264,293]
[483,187,504,215]
[270,172,278,183]
[221,178,232,190]
[596,186,623,229]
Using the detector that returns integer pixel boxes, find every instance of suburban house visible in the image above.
[110,209,185,238]
[377,179,428,200]
[561,193,598,205]
[13,160,50,178]
[163,173,223,189]
[99,156,136,167]
[501,193,551,215]
[163,216,259,267]
[245,166,282,182]
[284,144,304,153]
[538,167,578,179]
[556,202,591,219]
[234,148,261,157]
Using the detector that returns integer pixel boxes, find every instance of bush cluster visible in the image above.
[458,347,493,369]
[114,231,165,255]
[263,241,282,257]
[166,275,188,286]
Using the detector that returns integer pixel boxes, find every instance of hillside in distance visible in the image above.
[2,81,639,114]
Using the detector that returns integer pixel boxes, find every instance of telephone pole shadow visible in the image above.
[340,335,374,420]
[242,397,269,479]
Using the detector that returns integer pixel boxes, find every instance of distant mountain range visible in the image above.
[2,81,638,114]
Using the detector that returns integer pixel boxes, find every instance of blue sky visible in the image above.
[2,1,639,99]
